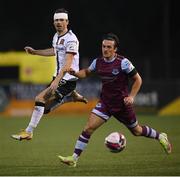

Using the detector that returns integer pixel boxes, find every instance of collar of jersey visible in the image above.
[103,56,116,63]
[57,30,70,38]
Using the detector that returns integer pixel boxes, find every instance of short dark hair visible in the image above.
[54,8,68,15]
[102,33,120,49]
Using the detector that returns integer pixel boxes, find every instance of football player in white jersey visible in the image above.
[11,8,87,141]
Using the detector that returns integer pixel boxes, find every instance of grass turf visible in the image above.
[0,114,180,176]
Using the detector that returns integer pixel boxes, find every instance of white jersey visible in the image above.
[52,30,79,81]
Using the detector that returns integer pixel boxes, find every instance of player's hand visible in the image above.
[124,96,134,105]
[24,46,35,55]
[49,79,59,92]
[68,68,76,75]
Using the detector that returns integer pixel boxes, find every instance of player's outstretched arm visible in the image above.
[49,53,74,92]
[69,68,91,79]
[24,46,55,56]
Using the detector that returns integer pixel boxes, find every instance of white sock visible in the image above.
[26,104,45,133]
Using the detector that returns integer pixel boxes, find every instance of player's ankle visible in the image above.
[72,153,79,161]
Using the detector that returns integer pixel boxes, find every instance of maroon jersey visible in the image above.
[89,54,136,112]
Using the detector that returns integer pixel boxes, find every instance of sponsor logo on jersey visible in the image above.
[69,45,75,51]
[100,76,115,80]
[56,45,65,52]
[112,69,119,75]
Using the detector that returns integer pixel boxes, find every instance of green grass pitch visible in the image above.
[0,114,180,176]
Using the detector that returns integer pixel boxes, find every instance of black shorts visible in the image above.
[49,78,76,99]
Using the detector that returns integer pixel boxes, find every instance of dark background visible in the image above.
[0,0,179,81]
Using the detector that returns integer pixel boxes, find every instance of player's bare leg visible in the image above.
[44,90,88,114]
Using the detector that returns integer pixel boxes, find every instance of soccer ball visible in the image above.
[105,132,126,153]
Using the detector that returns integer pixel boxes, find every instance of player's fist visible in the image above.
[124,96,134,105]
[24,46,35,55]
[68,68,76,75]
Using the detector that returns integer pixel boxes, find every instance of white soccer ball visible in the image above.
[105,132,126,153]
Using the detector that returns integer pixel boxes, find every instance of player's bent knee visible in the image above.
[35,96,40,102]
[35,95,44,103]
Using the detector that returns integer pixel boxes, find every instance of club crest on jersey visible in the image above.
[59,39,65,45]
[112,69,119,75]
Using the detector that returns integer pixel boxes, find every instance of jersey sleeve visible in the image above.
[121,58,137,77]
[66,36,79,54]
[88,58,97,71]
